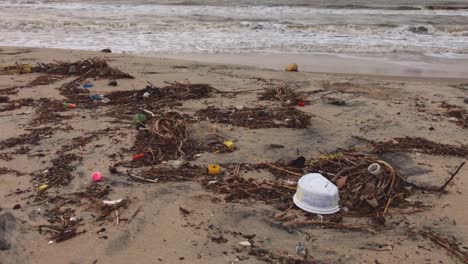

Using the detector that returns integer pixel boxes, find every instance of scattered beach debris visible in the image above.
[259,86,308,106]
[441,102,467,128]
[419,229,468,263]
[33,58,134,79]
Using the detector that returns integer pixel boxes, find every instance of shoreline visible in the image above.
[2,46,468,82]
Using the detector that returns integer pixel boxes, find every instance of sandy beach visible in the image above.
[0,46,467,264]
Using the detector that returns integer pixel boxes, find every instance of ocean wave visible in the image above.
[0,1,467,57]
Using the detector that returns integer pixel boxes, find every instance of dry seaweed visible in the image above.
[259,86,308,106]
[139,166,205,182]
[0,167,23,176]
[33,58,134,79]
[420,229,468,263]
[106,82,214,106]
[372,137,468,157]
[249,247,316,264]
[27,75,65,87]
[0,127,55,150]
[30,98,73,125]
[129,112,202,165]
[441,102,467,128]
[196,107,310,129]
[38,207,83,243]
[0,98,34,112]
[0,87,19,96]
[33,154,82,187]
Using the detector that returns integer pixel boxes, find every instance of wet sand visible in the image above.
[0,46,467,264]
[164,52,468,79]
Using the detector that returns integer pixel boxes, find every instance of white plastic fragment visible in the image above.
[103,199,123,205]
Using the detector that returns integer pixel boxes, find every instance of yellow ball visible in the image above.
[285,63,299,72]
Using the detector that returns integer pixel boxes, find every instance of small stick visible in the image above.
[127,171,158,183]
[116,210,119,225]
[142,108,156,117]
[128,206,143,224]
[438,161,466,191]
[262,162,302,176]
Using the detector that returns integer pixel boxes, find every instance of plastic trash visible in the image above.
[171,160,185,169]
[132,153,145,161]
[223,140,235,150]
[208,164,221,175]
[293,173,340,214]
[286,63,299,72]
[142,92,150,98]
[103,199,123,205]
[68,65,77,74]
[38,184,48,191]
[239,241,251,247]
[64,103,77,109]
[133,113,147,124]
[90,94,103,100]
[91,172,104,182]
[83,83,94,89]
[297,102,305,107]
[368,163,382,176]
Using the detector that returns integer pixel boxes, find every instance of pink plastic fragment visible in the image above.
[91,172,104,182]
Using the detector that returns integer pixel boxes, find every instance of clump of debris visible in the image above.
[196,107,311,129]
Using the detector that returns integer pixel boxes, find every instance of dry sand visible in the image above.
[0,46,467,264]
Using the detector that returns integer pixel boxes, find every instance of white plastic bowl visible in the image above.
[293,173,340,214]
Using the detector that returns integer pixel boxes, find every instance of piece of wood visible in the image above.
[438,161,466,191]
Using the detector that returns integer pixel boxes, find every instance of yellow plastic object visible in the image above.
[21,64,33,73]
[223,140,235,150]
[285,63,299,72]
[38,184,48,191]
[320,152,344,161]
[208,164,221,175]
[3,64,33,74]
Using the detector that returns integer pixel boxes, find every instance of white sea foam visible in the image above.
[0,1,467,58]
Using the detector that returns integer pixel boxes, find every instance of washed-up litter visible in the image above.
[64,103,77,109]
[285,63,299,72]
[368,163,382,175]
[223,140,235,150]
[91,172,104,182]
[132,153,145,161]
[293,173,340,214]
[0,64,32,74]
[103,199,123,205]
[208,164,221,175]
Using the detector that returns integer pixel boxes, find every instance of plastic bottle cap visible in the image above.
[208,164,221,175]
